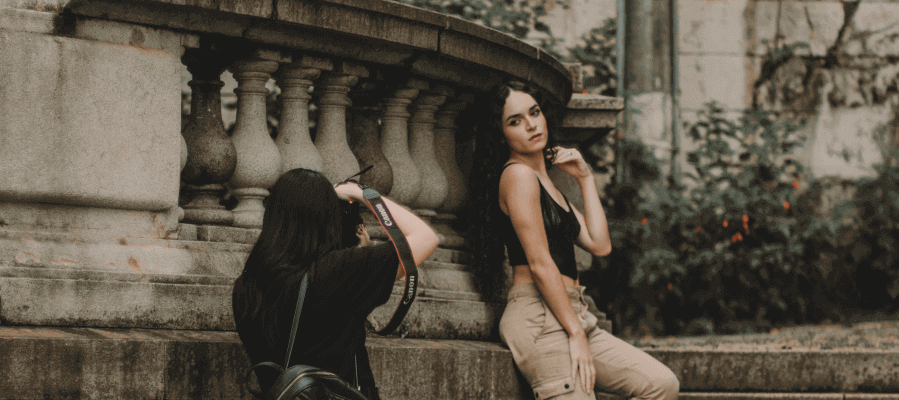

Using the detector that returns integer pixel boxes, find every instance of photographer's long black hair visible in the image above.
[235,168,343,326]
[468,81,559,302]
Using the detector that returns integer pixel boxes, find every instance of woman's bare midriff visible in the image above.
[511,264,579,287]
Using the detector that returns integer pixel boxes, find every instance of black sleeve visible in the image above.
[312,242,400,316]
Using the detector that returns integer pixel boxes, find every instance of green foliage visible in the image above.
[586,102,898,337]
[566,18,617,95]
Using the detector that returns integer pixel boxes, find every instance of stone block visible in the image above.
[801,104,891,180]
[752,1,845,56]
[0,7,57,34]
[196,225,261,244]
[419,261,476,293]
[73,17,191,57]
[0,327,530,400]
[679,54,751,111]
[0,202,183,239]
[368,293,503,341]
[0,30,181,211]
[679,0,749,55]
[648,348,899,393]
[851,3,899,57]
[276,0,440,52]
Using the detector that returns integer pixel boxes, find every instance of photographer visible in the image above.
[232,168,439,400]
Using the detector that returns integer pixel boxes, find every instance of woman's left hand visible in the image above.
[552,147,592,180]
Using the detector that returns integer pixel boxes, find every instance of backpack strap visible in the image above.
[283,272,310,368]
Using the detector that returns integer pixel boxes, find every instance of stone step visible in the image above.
[0,326,896,400]
[598,394,899,400]
[0,228,485,334]
[0,326,527,400]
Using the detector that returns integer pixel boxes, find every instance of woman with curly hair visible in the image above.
[469,81,679,400]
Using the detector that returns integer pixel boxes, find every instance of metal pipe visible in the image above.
[670,0,681,183]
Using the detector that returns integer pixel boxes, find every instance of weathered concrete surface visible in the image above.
[0,327,529,400]
[0,29,181,211]
[63,0,572,105]
[649,348,898,393]
[1,326,896,400]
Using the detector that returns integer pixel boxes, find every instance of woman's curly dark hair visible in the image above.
[467,81,561,302]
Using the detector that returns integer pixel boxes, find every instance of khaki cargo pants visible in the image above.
[499,283,680,400]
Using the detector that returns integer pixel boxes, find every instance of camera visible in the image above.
[337,166,373,249]
[340,198,363,249]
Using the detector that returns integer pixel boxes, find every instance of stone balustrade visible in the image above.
[0,0,621,340]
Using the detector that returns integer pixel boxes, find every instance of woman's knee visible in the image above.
[647,371,680,400]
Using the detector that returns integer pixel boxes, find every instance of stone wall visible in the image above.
[678,0,898,180]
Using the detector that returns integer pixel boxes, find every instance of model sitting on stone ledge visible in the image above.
[231,168,439,400]
[470,81,680,400]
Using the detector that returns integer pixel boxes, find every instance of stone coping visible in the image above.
[63,0,573,104]
[1,326,897,396]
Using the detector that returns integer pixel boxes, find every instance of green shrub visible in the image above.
[584,102,897,336]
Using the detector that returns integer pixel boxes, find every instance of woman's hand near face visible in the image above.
[552,147,592,181]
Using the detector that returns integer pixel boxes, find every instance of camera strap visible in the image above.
[358,185,418,335]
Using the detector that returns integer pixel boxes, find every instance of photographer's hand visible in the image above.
[334,182,364,202]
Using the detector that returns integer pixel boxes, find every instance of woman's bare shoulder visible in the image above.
[499,164,539,197]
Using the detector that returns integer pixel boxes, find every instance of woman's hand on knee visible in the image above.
[568,333,595,394]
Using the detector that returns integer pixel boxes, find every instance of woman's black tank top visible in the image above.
[499,164,581,281]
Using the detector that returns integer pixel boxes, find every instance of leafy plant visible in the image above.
[581,102,889,336]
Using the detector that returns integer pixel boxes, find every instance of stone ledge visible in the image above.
[597,394,900,400]
[1,326,896,400]
[63,0,572,104]
[0,326,529,400]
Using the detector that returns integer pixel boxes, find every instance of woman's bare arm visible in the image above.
[335,183,439,280]
[553,148,611,256]
[500,164,584,337]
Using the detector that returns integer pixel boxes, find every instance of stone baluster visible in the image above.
[408,86,452,212]
[348,104,392,194]
[380,79,429,205]
[180,50,236,226]
[228,58,282,228]
[435,95,472,213]
[276,62,322,174]
[314,63,367,183]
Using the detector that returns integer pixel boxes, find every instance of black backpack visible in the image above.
[245,274,370,400]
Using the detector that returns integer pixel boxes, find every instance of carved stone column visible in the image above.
[435,96,471,213]
[228,59,282,228]
[180,50,236,226]
[276,64,321,174]
[408,87,451,211]
[314,66,365,183]
[380,79,428,205]
[348,105,392,194]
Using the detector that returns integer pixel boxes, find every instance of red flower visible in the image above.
[741,215,749,223]
[695,226,702,233]
[582,89,589,94]
[783,201,790,210]
[722,220,729,228]
[731,233,743,242]
[641,218,648,225]
[667,283,673,291]
[792,181,799,189]
[615,132,622,140]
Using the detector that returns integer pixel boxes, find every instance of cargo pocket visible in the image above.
[532,376,576,399]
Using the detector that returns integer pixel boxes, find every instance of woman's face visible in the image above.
[501,90,547,155]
